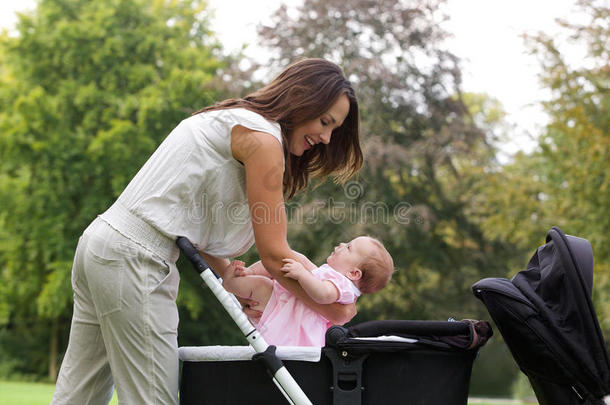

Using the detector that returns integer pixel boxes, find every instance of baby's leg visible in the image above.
[223,272,273,313]
[245,260,273,278]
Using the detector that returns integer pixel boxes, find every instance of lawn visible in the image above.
[0,380,534,405]
[0,380,118,405]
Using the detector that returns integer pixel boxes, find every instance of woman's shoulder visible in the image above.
[200,107,282,143]
[233,108,283,142]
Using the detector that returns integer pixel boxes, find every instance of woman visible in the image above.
[51,58,362,405]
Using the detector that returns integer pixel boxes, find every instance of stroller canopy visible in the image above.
[473,226,610,405]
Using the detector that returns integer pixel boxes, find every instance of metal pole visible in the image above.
[176,237,312,405]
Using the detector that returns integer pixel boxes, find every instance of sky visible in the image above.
[0,0,586,157]
[204,0,586,157]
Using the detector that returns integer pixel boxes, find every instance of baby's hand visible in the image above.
[281,258,306,280]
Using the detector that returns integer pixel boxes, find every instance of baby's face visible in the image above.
[326,236,376,274]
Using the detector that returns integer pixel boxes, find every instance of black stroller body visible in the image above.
[473,226,610,405]
[179,319,492,404]
[177,236,493,404]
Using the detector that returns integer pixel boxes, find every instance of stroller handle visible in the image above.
[175,236,312,405]
[176,236,215,276]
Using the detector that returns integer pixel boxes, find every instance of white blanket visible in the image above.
[179,335,418,363]
[351,335,417,343]
[179,345,322,362]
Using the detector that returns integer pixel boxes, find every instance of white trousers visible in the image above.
[51,218,180,405]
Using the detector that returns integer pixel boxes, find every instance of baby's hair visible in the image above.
[358,237,395,294]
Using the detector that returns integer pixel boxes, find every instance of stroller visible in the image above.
[179,319,491,404]
[177,237,492,404]
[473,226,610,405]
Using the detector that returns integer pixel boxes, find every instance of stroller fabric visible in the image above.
[326,319,492,352]
[179,319,491,405]
[473,226,610,405]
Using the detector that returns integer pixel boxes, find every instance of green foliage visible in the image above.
[0,0,223,378]
[1,0,607,397]
[257,2,522,395]
[469,336,521,397]
[476,0,610,335]
[511,373,536,401]
[257,0,609,396]
[0,319,68,380]
[534,0,610,334]
[176,256,245,346]
[258,0,514,325]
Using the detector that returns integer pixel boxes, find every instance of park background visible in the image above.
[0,0,607,401]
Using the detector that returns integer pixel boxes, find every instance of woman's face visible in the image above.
[288,94,351,156]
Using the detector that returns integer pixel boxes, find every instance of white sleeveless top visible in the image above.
[105,108,283,258]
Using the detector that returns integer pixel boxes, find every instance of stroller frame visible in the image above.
[176,236,312,405]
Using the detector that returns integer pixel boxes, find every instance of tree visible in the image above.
[479,0,610,335]
[0,0,223,380]
[255,1,528,395]
[257,0,513,323]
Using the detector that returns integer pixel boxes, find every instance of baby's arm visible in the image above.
[281,259,339,305]
[242,260,273,278]
[222,261,274,313]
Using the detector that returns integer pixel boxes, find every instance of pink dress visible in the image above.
[256,264,361,347]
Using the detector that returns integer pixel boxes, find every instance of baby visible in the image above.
[223,236,394,347]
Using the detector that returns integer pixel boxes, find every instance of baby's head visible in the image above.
[326,236,394,294]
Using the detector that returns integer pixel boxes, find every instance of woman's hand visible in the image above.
[236,296,263,323]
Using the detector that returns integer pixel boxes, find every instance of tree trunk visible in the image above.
[49,318,58,382]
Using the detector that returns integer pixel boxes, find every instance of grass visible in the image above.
[0,380,118,405]
[0,380,535,405]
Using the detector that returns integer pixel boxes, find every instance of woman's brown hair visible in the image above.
[195,58,362,199]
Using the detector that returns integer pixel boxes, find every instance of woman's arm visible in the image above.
[198,251,231,278]
[232,128,356,325]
